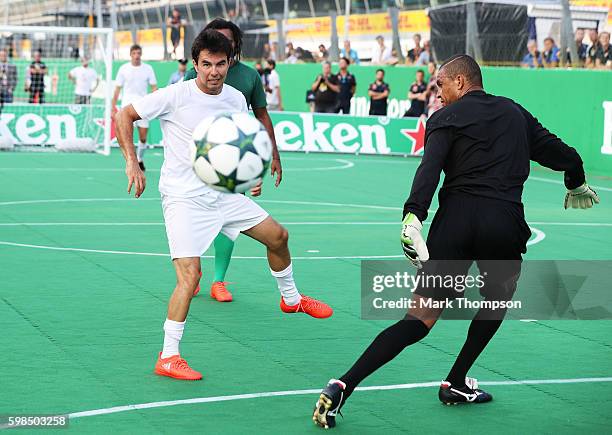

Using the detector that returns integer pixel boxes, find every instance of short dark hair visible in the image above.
[340,56,350,64]
[439,54,483,87]
[416,69,425,75]
[204,18,243,62]
[267,58,276,68]
[130,44,142,53]
[191,29,233,62]
[376,68,385,75]
[544,37,555,44]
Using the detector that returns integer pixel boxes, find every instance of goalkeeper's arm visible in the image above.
[518,104,599,209]
[401,126,452,267]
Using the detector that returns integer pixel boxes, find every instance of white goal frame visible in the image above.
[0,25,114,155]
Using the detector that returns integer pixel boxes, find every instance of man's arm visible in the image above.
[253,107,282,186]
[276,84,283,110]
[311,76,322,91]
[519,105,585,189]
[403,127,452,221]
[150,84,158,92]
[115,104,146,198]
[325,77,340,93]
[112,85,121,111]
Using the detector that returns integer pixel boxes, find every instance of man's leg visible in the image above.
[242,216,332,318]
[312,295,442,429]
[136,126,148,169]
[340,295,441,396]
[154,256,203,380]
[208,233,235,302]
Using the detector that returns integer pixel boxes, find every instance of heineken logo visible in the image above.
[272,112,424,156]
[0,105,104,145]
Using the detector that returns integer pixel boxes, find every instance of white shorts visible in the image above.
[161,192,269,259]
[134,118,149,129]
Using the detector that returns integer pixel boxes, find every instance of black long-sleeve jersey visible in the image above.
[403,90,585,222]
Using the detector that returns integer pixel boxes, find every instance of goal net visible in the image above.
[0,25,113,154]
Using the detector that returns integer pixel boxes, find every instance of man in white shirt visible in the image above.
[114,29,333,381]
[112,44,158,171]
[264,59,283,111]
[371,35,398,65]
[68,57,99,104]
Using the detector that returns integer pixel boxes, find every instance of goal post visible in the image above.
[0,25,113,154]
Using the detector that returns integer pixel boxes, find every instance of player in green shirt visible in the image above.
[185,18,283,302]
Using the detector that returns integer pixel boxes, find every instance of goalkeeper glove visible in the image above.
[401,213,429,269]
[564,183,600,209]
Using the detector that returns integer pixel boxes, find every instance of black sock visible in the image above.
[445,306,507,388]
[339,314,430,398]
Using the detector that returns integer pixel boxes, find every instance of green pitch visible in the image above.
[1,151,611,433]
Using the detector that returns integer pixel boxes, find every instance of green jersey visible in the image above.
[184,61,267,110]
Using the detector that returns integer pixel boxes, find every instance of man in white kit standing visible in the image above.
[114,29,333,381]
[113,44,157,171]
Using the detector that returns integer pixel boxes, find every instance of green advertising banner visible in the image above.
[0,103,106,145]
[270,112,425,156]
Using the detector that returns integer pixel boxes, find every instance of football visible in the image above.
[190,112,272,193]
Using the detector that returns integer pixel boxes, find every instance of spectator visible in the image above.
[264,59,283,111]
[297,47,315,62]
[0,49,17,104]
[318,44,329,62]
[425,61,443,117]
[286,42,295,58]
[270,41,278,60]
[341,40,360,65]
[167,8,185,59]
[285,48,298,64]
[368,68,390,116]
[372,35,397,65]
[261,42,272,61]
[403,69,427,117]
[521,40,542,68]
[566,28,588,65]
[586,29,599,68]
[595,31,611,69]
[415,40,431,65]
[541,37,560,68]
[254,61,264,76]
[68,56,99,104]
[167,58,188,85]
[311,61,340,113]
[406,33,423,64]
[27,50,47,104]
[335,57,356,114]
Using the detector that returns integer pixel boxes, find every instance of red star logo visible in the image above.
[400,117,426,155]
[93,116,117,142]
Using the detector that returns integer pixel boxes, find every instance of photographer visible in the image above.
[311,61,340,113]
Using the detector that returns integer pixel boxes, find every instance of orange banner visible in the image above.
[570,0,611,23]
[268,10,429,39]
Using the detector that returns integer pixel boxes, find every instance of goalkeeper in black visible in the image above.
[312,54,600,429]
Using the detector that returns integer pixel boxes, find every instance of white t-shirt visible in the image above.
[132,80,248,198]
[371,45,392,65]
[266,69,281,106]
[116,63,157,107]
[69,66,98,96]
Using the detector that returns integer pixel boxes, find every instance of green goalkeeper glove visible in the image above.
[401,213,429,269]
[564,184,600,209]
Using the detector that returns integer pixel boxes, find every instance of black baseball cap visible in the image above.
[178,58,188,64]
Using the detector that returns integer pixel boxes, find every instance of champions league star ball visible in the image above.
[191,112,272,193]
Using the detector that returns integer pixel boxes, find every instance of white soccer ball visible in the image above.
[191,112,272,193]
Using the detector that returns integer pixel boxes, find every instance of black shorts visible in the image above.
[414,193,531,301]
